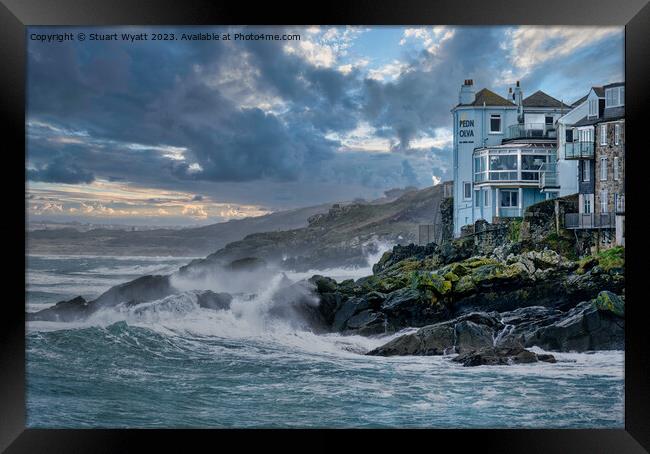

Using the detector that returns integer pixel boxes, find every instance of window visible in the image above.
[489,154,517,181]
[606,86,624,108]
[521,155,546,181]
[600,157,608,181]
[615,123,621,145]
[565,129,573,142]
[475,190,480,207]
[600,124,607,145]
[614,157,620,181]
[600,190,608,213]
[545,116,554,126]
[589,99,598,117]
[464,182,472,199]
[500,190,518,208]
[583,195,592,214]
[490,114,502,133]
[582,160,590,182]
[483,189,489,206]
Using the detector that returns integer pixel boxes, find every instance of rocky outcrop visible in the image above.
[366,312,504,356]
[524,291,624,352]
[366,290,624,360]
[27,296,91,322]
[312,243,624,337]
[28,274,176,322]
[196,291,233,311]
[93,275,174,308]
[452,347,556,367]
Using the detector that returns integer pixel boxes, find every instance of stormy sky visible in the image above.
[26,26,624,226]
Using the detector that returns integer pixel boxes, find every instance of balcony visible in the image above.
[538,162,559,190]
[564,141,594,160]
[507,123,557,140]
[565,213,615,229]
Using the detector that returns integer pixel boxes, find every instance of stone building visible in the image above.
[594,82,625,246]
[564,82,624,249]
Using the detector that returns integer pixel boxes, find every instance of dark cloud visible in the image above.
[28,157,95,184]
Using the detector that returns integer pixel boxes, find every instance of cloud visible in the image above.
[27,156,95,184]
[182,205,208,219]
[504,26,621,81]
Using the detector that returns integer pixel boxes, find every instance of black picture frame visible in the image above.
[2,0,649,451]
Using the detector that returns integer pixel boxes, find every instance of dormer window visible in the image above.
[605,86,624,108]
[588,99,598,118]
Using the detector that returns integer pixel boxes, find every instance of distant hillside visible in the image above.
[27,203,332,257]
[181,184,447,272]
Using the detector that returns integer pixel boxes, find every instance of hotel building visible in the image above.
[451,79,570,237]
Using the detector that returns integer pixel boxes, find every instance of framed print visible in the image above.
[2,0,649,451]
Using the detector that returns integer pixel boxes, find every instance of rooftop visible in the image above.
[457,88,516,107]
[522,90,571,109]
[570,86,604,107]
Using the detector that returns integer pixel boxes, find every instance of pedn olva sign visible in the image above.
[459,119,474,137]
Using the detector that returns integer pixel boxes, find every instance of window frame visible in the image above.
[615,123,621,145]
[614,156,620,181]
[600,189,608,213]
[600,124,607,146]
[500,189,519,208]
[582,159,590,182]
[600,156,608,181]
[463,182,472,200]
[489,114,502,134]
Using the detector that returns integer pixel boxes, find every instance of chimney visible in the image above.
[513,80,524,122]
[459,79,475,105]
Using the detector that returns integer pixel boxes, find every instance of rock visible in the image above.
[196,291,233,311]
[27,296,90,322]
[366,324,455,356]
[94,275,175,308]
[452,346,555,367]
[454,320,495,353]
[497,306,565,346]
[526,293,625,352]
[309,275,338,294]
[593,290,624,317]
[380,287,448,330]
[345,310,386,335]
[332,296,370,331]
[227,257,267,271]
[367,312,502,356]
[372,243,439,274]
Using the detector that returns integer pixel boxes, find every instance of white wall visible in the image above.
[556,100,589,197]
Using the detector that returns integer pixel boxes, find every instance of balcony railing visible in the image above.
[564,141,594,160]
[538,162,559,189]
[565,212,615,229]
[507,123,557,140]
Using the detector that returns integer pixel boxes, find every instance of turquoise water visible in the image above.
[26,255,624,428]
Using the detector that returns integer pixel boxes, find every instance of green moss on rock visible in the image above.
[593,290,624,317]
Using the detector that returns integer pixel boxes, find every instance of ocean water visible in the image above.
[26,254,624,428]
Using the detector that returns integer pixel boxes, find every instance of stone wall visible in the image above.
[594,120,625,214]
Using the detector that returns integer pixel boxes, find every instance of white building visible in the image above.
[554,87,603,197]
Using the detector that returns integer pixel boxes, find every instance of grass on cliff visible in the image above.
[577,246,625,274]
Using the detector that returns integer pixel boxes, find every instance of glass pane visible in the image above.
[522,155,546,170]
[489,155,516,171]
